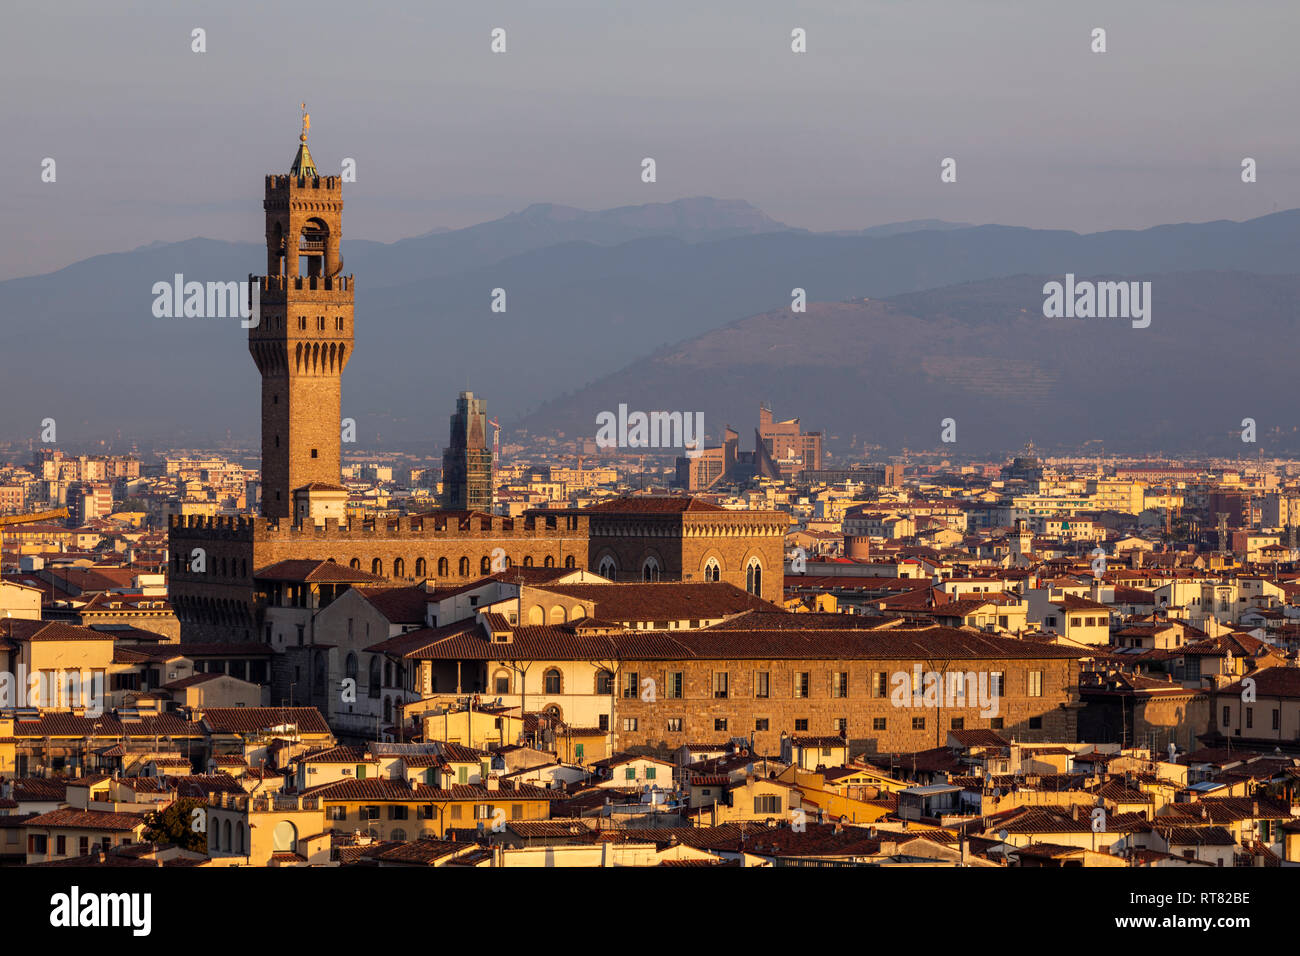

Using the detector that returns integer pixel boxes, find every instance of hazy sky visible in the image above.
[2,0,1297,280]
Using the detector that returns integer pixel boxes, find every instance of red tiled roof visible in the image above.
[354,586,428,624]
[294,745,374,765]
[579,496,727,515]
[0,620,112,642]
[163,672,224,689]
[25,808,148,831]
[393,621,1084,664]
[168,774,247,797]
[10,713,203,738]
[360,839,473,864]
[531,582,777,622]
[200,707,331,736]
[12,778,69,802]
[302,778,562,802]
[1218,668,1300,700]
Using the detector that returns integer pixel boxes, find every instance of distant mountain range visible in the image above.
[521,270,1300,456]
[0,197,1296,452]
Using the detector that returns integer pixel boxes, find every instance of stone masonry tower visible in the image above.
[249,107,353,518]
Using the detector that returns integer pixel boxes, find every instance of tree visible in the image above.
[142,797,208,853]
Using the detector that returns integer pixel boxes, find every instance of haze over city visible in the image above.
[0,0,1294,931]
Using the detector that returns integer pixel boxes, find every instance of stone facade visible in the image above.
[613,655,1080,756]
[252,170,353,519]
[578,502,786,603]
[169,512,590,642]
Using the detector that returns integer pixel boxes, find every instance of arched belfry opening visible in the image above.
[299,217,331,277]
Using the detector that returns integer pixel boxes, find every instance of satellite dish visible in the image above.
[997,829,1009,843]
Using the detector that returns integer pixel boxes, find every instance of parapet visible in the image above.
[265,174,342,194]
[169,511,587,541]
[208,791,319,813]
[168,514,258,541]
[256,274,352,295]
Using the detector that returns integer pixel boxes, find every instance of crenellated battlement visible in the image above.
[169,511,588,542]
[265,174,342,193]
[255,274,352,296]
[168,513,257,541]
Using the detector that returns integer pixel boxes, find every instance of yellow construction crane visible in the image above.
[0,508,70,567]
[0,508,68,529]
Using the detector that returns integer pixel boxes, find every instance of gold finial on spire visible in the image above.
[300,102,310,143]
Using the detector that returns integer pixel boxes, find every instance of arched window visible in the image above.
[272,821,297,853]
[459,556,470,577]
[564,556,575,569]
[527,605,544,625]
[369,657,382,698]
[704,557,721,582]
[543,555,555,568]
[572,604,587,619]
[596,670,614,695]
[391,828,407,842]
[643,556,661,582]
[345,652,358,687]
[223,820,232,852]
[372,558,383,577]
[414,558,426,578]
[237,823,246,853]
[349,558,361,570]
[383,697,393,724]
[549,604,567,624]
[394,558,405,578]
[480,555,491,574]
[523,555,534,568]
[746,559,762,596]
[598,556,617,580]
[384,660,394,686]
[543,669,562,694]
[437,557,448,577]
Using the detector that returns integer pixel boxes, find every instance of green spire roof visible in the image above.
[290,140,317,179]
[290,104,317,178]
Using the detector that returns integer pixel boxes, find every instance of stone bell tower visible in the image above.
[249,106,354,518]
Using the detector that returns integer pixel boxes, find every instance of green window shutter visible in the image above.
[356,765,366,780]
